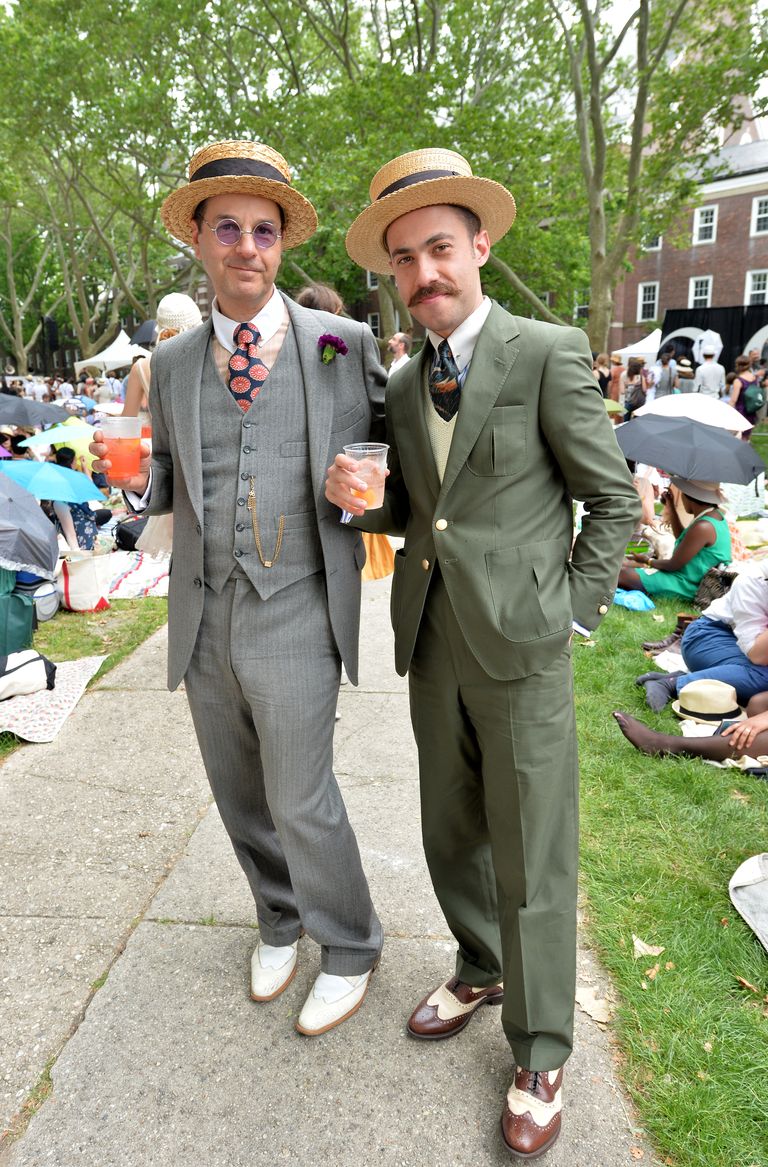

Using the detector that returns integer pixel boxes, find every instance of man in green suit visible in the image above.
[327,148,639,1159]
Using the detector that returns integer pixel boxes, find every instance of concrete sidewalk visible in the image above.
[0,580,655,1166]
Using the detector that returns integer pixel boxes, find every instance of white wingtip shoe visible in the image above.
[250,940,299,1002]
[295,969,373,1035]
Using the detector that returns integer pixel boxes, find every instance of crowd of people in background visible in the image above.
[594,342,768,426]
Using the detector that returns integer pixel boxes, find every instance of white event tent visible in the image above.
[613,328,663,364]
[74,330,151,375]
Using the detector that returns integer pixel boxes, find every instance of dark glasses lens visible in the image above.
[210,219,281,248]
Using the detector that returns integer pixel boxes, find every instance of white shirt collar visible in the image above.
[427,296,492,371]
[211,286,284,353]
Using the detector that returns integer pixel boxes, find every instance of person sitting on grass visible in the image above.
[635,565,768,711]
[618,477,731,603]
[614,684,768,762]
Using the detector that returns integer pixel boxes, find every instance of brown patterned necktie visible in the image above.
[428,339,461,421]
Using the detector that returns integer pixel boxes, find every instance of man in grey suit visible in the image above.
[94,140,385,1036]
[328,149,639,1157]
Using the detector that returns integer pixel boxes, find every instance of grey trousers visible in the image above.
[184,570,382,976]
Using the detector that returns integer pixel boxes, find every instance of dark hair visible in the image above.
[193,198,285,231]
[627,357,644,377]
[54,446,76,469]
[735,355,750,373]
[10,435,28,455]
[383,203,482,254]
[295,283,344,314]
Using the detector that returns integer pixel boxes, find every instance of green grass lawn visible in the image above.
[0,597,168,761]
[577,597,768,1167]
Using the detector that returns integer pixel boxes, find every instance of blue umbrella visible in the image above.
[0,460,105,503]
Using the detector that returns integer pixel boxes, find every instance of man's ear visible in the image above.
[190,218,201,259]
[474,229,491,268]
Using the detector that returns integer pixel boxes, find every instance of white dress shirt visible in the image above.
[702,566,768,655]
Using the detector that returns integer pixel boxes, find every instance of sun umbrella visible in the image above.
[614,415,765,484]
[0,478,59,577]
[0,396,71,427]
[18,421,95,448]
[130,319,157,346]
[633,392,750,434]
[0,460,105,502]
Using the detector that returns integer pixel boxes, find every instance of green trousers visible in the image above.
[408,571,578,1070]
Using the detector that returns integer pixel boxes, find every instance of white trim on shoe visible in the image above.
[295,968,374,1035]
[250,940,299,1002]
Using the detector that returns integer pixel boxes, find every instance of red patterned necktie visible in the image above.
[228,322,269,411]
[428,339,462,421]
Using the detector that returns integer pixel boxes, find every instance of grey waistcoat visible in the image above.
[198,328,323,599]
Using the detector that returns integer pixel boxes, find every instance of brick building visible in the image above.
[609,134,768,367]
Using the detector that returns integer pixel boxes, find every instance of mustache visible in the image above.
[408,282,458,307]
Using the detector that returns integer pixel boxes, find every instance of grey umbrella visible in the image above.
[0,396,71,427]
[130,319,157,346]
[0,478,59,578]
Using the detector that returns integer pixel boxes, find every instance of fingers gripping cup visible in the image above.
[101,416,142,480]
[340,442,389,524]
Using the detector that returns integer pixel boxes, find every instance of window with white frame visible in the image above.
[688,275,712,309]
[637,281,659,322]
[693,205,718,244]
[367,312,380,337]
[751,197,768,236]
[745,270,768,305]
[572,289,589,321]
[366,271,379,290]
[642,234,662,251]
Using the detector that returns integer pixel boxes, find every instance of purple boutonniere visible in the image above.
[318,333,349,364]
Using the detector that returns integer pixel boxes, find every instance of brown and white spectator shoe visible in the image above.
[501,1066,563,1159]
[407,975,503,1039]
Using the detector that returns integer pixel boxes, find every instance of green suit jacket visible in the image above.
[359,302,640,679]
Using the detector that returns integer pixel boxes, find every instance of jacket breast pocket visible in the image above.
[467,405,526,478]
[331,402,366,436]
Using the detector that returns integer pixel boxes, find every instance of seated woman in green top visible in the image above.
[618,477,731,601]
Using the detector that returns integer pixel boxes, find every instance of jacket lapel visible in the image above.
[284,296,335,505]
[437,303,521,502]
[168,322,209,523]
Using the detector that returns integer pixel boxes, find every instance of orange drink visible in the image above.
[343,443,389,511]
[101,416,142,480]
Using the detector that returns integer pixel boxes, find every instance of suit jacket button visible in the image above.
[234,550,243,558]
[196,523,202,535]
[421,559,430,570]
[598,603,608,615]
[435,518,448,531]
[237,497,246,506]
[193,577,202,588]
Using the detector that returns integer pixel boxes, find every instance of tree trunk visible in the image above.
[585,255,615,353]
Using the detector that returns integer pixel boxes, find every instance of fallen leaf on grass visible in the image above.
[633,934,665,958]
[703,1041,713,1052]
[731,789,751,803]
[737,976,761,994]
[665,961,675,970]
[651,614,665,622]
[696,1069,709,1081]
[720,917,730,927]
[645,963,661,981]
[575,985,613,1024]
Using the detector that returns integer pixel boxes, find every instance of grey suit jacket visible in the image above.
[147,294,386,690]
[358,303,640,679]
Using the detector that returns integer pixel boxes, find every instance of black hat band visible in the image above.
[678,704,740,721]
[377,169,461,200]
[191,158,289,185]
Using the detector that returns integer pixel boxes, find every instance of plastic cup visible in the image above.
[101,416,142,479]
[343,443,389,509]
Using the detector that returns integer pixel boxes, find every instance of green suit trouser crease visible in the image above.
[408,571,578,1070]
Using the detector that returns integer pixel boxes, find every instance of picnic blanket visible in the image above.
[107,550,169,598]
[0,655,105,742]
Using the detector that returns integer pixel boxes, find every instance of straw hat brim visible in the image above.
[161,176,318,249]
[671,700,746,724]
[345,175,516,275]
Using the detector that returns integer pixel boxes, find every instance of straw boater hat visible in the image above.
[671,679,745,724]
[161,141,317,249]
[345,148,517,275]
